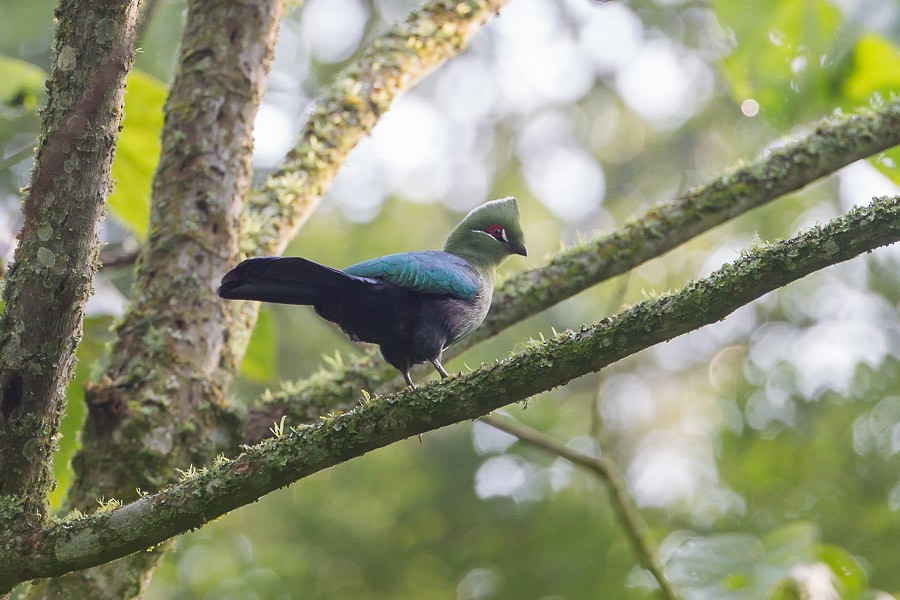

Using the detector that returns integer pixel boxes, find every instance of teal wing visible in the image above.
[344,251,480,301]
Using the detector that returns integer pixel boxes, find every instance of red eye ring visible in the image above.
[485,225,506,241]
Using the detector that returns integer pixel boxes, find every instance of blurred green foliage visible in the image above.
[713,0,847,126]
[0,56,46,109]
[713,0,900,183]
[241,308,280,383]
[50,316,115,508]
[1,0,899,598]
[107,70,166,238]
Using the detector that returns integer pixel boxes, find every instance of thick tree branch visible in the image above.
[67,0,281,512]
[480,414,682,600]
[27,0,283,597]
[0,0,140,523]
[2,196,895,590]
[241,101,900,441]
[68,0,281,504]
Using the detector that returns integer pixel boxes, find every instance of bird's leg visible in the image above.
[403,370,416,389]
[430,358,449,379]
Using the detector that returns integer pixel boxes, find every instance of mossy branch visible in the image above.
[468,99,900,348]
[0,0,140,523]
[480,414,682,600]
[2,196,895,591]
[241,101,900,441]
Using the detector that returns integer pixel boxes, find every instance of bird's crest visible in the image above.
[443,197,527,269]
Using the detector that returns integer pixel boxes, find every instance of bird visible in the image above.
[218,197,527,388]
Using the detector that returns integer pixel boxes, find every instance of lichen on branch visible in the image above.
[241,0,510,257]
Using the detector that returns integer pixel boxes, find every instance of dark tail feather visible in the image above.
[218,257,365,305]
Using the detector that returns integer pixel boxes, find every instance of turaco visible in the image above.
[219,197,527,387]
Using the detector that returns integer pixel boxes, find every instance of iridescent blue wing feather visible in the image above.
[344,251,480,301]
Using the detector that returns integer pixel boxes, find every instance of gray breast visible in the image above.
[443,282,492,348]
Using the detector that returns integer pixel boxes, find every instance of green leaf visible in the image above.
[0,55,46,109]
[713,1,900,183]
[814,544,867,599]
[108,69,166,238]
[842,34,900,104]
[240,308,279,383]
[842,34,900,185]
[765,577,804,600]
[761,521,819,562]
[666,531,763,596]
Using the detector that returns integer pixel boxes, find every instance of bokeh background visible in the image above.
[2,0,899,597]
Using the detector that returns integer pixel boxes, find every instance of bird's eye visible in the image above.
[485,225,507,242]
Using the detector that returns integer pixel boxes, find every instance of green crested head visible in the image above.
[443,197,527,271]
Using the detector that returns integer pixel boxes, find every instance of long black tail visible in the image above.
[218,256,366,305]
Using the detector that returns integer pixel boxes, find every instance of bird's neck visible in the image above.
[443,246,498,281]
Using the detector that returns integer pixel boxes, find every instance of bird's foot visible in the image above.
[403,371,416,389]
[430,358,449,379]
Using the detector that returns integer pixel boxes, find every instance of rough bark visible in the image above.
[0,0,140,525]
[240,100,900,441]
[24,0,283,598]
[1,195,896,591]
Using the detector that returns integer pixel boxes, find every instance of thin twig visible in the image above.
[481,414,682,600]
[0,145,35,172]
